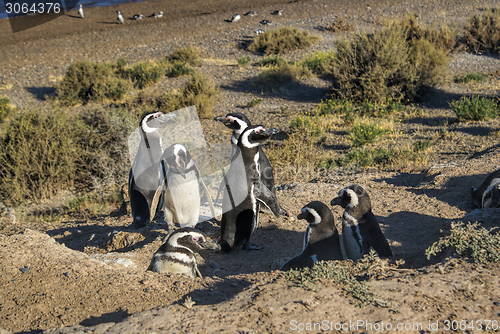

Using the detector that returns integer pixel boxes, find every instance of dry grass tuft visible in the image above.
[248,27,320,55]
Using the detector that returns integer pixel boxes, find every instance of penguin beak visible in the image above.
[157,112,176,124]
[261,128,279,136]
[297,212,306,220]
[330,197,341,206]
[199,239,221,250]
[214,116,231,125]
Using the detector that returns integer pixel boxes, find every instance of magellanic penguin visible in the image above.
[132,14,144,20]
[230,14,241,22]
[149,11,163,18]
[472,169,500,208]
[150,143,217,228]
[147,227,220,278]
[117,10,124,24]
[330,185,393,261]
[219,125,282,252]
[214,112,286,216]
[78,4,84,18]
[281,201,343,271]
[128,111,175,229]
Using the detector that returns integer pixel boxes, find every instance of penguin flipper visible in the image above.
[254,182,281,218]
[150,160,168,222]
[195,165,219,220]
[370,230,393,258]
[194,265,203,278]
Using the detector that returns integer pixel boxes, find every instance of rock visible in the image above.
[0,201,15,224]
[209,260,220,269]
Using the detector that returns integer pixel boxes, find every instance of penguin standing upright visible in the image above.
[330,185,392,261]
[78,4,84,18]
[214,113,286,215]
[148,227,220,278]
[219,125,282,252]
[151,143,217,228]
[117,10,124,24]
[281,201,343,271]
[128,112,175,229]
[471,168,500,208]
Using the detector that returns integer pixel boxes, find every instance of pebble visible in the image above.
[209,260,221,269]
[19,266,29,274]
[63,272,70,277]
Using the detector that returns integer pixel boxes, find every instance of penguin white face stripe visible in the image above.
[305,207,321,225]
[169,232,205,247]
[345,189,359,208]
[141,113,161,134]
[227,116,249,136]
[240,127,265,148]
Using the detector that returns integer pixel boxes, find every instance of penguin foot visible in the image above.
[243,243,262,251]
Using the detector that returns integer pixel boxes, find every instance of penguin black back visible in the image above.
[471,169,500,208]
[281,201,342,271]
[330,185,392,260]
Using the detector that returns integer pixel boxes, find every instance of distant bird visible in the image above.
[271,9,283,15]
[244,11,257,16]
[230,14,241,22]
[116,10,124,24]
[150,11,163,18]
[260,20,271,25]
[255,29,264,35]
[132,14,144,20]
[78,4,84,18]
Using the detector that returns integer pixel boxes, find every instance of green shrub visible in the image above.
[254,62,308,89]
[461,9,500,54]
[168,46,202,66]
[56,60,133,105]
[349,122,390,146]
[314,98,354,116]
[247,27,320,55]
[158,73,218,119]
[258,56,287,67]
[0,96,14,124]
[247,98,263,108]
[0,110,78,205]
[413,139,431,152]
[454,72,487,83]
[426,221,500,264]
[450,95,498,121]
[168,63,195,77]
[333,22,449,103]
[301,50,335,76]
[289,116,322,137]
[125,62,164,89]
[237,56,252,66]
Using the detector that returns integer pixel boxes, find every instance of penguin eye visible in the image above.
[191,236,199,242]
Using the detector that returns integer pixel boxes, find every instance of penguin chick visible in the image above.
[330,185,392,261]
[281,201,343,271]
[152,144,216,228]
[471,169,500,208]
[148,227,220,278]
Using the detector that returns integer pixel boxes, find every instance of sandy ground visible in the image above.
[1,0,500,333]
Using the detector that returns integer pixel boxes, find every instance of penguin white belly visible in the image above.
[342,213,363,261]
[150,254,196,277]
[167,173,200,227]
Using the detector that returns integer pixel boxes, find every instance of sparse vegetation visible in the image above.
[426,221,500,264]
[56,60,133,105]
[454,72,487,83]
[66,190,122,215]
[258,56,287,67]
[349,122,391,147]
[450,95,498,121]
[413,139,431,152]
[237,56,252,67]
[167,46,202,66]
[327,16,354,32]
[0,96,14,124]
[247,27,320,55]
[284,252,390,308]
[289,115,322,137]
[247,98,263,108]
[461,8,500,54]
[123,61,164,89]
[167,63,196,77]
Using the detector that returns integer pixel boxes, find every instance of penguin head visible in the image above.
[161,143,192,179]
[165,227,220,252]
[238,125,278,149]
[140,111,175,134]
[330,184,370,210]
[214,112,251,137]
[297,201,336,248]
